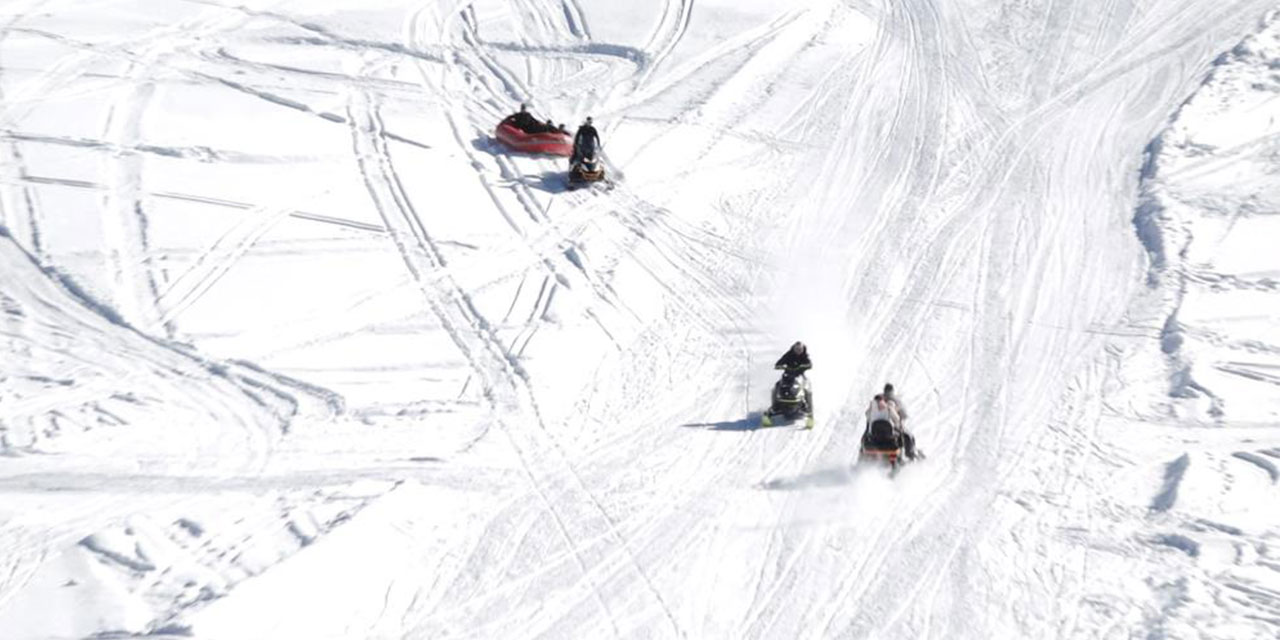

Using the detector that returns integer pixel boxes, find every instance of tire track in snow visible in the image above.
[407,375,766,636]
[100,64,165,335]
[749,0,942,482]
[420,0,730,364]
[402,5,735,634]
[99,6,307,336]
[315,3,627,366]
[346,90,514,397]
[722,14,951,633]
[637,0,693,88]
[620,8,819,175]
[728,1,1012,634]
[812,5,1024,631]
[0,1,52,259]
[424,5,644,345]
[8,5,281,335]
[0,228,326,621]
[803,0,1274,636]
[348,75,683,635]
[154,201,298,327]
[2,172,384,232]
[560,0,591,39]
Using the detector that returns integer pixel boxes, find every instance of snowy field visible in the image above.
[1,0,1278,638]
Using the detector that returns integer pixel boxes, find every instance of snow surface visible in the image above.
[1,0,1278,638]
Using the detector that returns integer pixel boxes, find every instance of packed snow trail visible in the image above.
[1,0,1278,638]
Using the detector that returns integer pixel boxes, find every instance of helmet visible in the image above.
[883,383,895,395]
[585,116,593,125]
[791,341,805,354]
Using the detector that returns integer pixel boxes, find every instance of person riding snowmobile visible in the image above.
[870,383,920,460]
[762,341,813,427]
[862,393,901,450]
[570,116,601,167]
[864,394,900,427]
[775,340,811,374]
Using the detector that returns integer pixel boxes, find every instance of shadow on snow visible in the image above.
[757,466,858,491]
[471,137,572,194]
[680,412,800,431]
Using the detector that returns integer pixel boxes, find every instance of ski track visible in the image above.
[0,229,320,627]
[348,58,683,633]
[3,0,1280,638]
[422,5,704,632]
[0,1,53,259]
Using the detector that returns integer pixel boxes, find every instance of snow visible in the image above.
[1,0,1279,638]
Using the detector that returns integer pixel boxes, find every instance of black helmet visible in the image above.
[791,341,805,354]
[585,116,593,125]
[883,383,895,395]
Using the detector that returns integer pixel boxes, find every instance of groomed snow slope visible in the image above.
[1,0,1278,638]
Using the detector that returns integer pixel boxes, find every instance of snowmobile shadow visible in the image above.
[681,413,779,431]
[523,171,573,194]
[471,136,504,156]
[469,139,571,194]
[758,466,857,491]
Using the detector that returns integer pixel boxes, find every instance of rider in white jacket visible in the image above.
[864,395,901,430]
[864,387,921,460]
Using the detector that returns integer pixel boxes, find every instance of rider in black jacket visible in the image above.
[571,116,601,166]
[770,341,813,420]
[775,341,811,372]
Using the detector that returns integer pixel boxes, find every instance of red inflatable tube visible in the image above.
[494,122,573,156]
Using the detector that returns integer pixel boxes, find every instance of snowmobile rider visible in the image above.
[862,394,902,451]
[571,116,601,167]
[775,341,813,413]
[775,341,811,373]
[880,383,920,460]
[864,394,901,431]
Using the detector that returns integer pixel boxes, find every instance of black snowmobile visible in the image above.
[859,419,908,474]
[567,120,608,190]
[568,154,606,188]
[760,368,813,428]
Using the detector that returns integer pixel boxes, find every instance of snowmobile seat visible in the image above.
[864,419,900,450]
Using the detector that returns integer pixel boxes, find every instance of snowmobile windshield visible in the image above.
[778,370,803,397]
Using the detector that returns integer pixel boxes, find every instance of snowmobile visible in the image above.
[760,368,813,428]
[858,419,908,474]
[568,155,607,188]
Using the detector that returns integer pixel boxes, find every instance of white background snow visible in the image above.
[1,0,1278,638]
